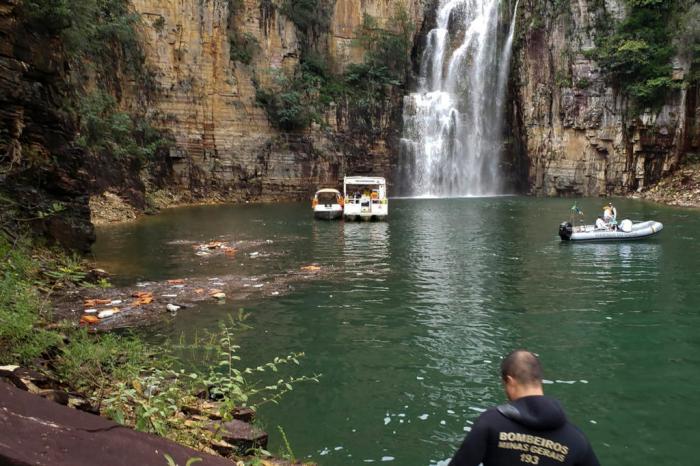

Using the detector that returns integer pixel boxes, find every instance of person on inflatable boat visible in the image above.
[602,202,618,229]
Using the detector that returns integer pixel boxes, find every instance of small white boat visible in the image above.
[559,219,663,241]
[312,189,344,220]
[343,176,388,221]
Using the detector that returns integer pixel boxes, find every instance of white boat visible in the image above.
[312,189,344,220]
[343,176,388,221]
[559,219,663,241]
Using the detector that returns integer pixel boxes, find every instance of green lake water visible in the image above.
[93,197,700,465]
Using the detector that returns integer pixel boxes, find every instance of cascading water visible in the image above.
[399,0,519,197]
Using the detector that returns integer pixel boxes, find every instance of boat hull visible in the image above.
[314,208,343,220]
[559,220,663,241]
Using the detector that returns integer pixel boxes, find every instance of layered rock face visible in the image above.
[131,0,425,200]
[0,0,94,250]
[513,0,699,196]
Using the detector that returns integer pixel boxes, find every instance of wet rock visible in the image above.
[208,419,268,453]
[232,406,256,423]
[36,389,98,414]
[84,268,110,283]
[210,438,238,457]
[0,382,235,465]
[181,401,222,420]
[0,366,55,393]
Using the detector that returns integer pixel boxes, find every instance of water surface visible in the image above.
[93,197,700,465]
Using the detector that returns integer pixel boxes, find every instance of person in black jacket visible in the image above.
[448,350,600,466]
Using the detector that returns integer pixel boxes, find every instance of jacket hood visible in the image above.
[497,395,567,430]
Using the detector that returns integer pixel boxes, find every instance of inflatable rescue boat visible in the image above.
[559,219,663,242]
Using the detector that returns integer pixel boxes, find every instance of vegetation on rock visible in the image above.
[590,0,697,109]
[255,8,414,134]
[19,0,170,162]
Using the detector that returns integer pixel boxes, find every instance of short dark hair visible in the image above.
[501,350,543,386]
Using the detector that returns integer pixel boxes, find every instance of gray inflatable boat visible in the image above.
[559,219,663,242]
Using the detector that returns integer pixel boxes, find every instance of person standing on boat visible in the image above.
[448,350,600,466]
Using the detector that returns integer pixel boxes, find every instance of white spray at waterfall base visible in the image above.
[399,0,519,197]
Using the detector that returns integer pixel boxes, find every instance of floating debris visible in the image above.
[131,291,153,306]
[97,309,118,319]
[166,304,181,312]
[84,298,111,307]
[80,315,99,325]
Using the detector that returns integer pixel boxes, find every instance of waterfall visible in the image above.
[399,0,519,197]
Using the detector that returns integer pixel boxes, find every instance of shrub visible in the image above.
[280,0,332,38]
[255,70,320,130]
[254,8,413,132]
[590,0,687,108]
[76,91,168,162]
[0,235,61,364]
[54,329,150,393]
[229,32,258,64]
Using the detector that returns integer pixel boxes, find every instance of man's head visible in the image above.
[500,350,544,401]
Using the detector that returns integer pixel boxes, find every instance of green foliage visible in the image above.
[54,329,150,393]
[40,252,87,288]
[153,16,166,32]
[255,8,413,133]
[0,235,61,364]
[555,70,572,88]
[255,69,321,131]
[19,1,170,162]
[277,425,296,461]
[163,455,202,466]
[76,91,168,162]
[230,32,259,65]
[590,0,685,108]
[100,316,319,452]
[354,10,414,84]
[575,77,591,89]
[280,0,333,39]
[21,0,144,74]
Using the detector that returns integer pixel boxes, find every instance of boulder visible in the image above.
[208,419,268,453]
[232,406,255,423]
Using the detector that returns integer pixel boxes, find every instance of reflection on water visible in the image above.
[92,198,700,466]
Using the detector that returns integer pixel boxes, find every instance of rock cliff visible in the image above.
[131,0,426,200]
[0,0,95,250]
[512,0,699,196]
[3,0,699,250]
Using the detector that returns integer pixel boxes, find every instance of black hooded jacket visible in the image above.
[448,396,600,466]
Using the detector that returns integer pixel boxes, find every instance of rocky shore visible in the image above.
[632,160,700,208]
[0,366,300,465]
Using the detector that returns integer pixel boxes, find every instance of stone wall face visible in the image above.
[0,0,96,250]
[130,0,425,200]
[512,0,699,196]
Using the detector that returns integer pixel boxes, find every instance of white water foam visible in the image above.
[399,0,520,197]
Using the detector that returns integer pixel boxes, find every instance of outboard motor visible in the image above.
[558,221,573,241]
